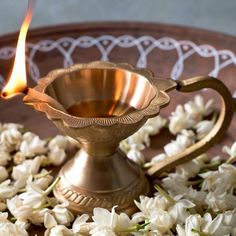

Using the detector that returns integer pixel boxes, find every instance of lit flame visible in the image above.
[1,0,34,99]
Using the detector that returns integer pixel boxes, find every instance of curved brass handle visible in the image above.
[147,76,235,176]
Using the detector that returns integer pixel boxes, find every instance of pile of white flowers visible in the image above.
[0,95,236,236]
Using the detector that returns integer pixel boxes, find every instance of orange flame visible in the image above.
[1,0,34,99]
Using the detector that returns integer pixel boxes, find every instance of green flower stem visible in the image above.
[6,166,13,172]
[187,179,203,186]
[226,155,236,164]
[45,137,52,144]
[33,203,51,213]
[120,221,150,233]
[18,187,26,193]
[10,217,17,222]
[34,170,52,179]
[192,228,209,236]
[203,160,221,168]
[167,229,175,236]
[154,184,175,204]
[20,128,29,134]
[44,176,60,196]
[188,207,197,215]
[41,159,52,167]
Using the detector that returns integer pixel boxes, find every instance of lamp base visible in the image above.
[53,149,150,215]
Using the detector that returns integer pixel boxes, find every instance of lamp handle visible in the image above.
[147,76,235,176]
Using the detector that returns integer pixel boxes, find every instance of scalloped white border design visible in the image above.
[0,35,236,95]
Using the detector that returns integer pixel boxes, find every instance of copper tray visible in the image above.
[0,22,236,235]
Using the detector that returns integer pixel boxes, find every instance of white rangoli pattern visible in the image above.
[0,35,236,95]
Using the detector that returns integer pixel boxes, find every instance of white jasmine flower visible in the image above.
[162,173,188,196]
[164,130,195,156]
[183,187,207,208]
[164,140,183,157]
[218,164,236,190]
[48,135,68,150]
[151,153,167,164]
[175,156,206,179]
[91,206,134,235]
[127,129,149,149]
[148,208,173,234]
[0,128,22,151]
[47,147,66,166]
[90,206,119,235]
[205,191,236,212]
[200,171,219,192]
[34,170,53,190]
[176,214,203,236]
[0,147,11,166]
[134,191,174,234]
[46,225,73,236]
[195,119,214,140]
[0,179,18,199]
[169,96,213,135]
[143,116,167,136]
[178,211,236,236]
[90,228,116,236]
[52,201,74,226]
[223,142,236,157]
[162,174,207,207]
[223,141,236,163]
[44,212,73,236]
[201,212,232,236]
[168,196,195,224]
[0,212,10,224]
[7,195,33,222]
[169,105,195,135]
[20,135,47,157]
[127,148,145,165]
[19,176,60,211]
[72,214,91,234]
[184,95,213,121]
[176,129,195,146]
[1,123,23,131]
[134,195,170,215]
[200,163,236,194]
[44,212,57,229]
[19,178,47,208]
[0,219,29,236]
[222,210,236,230]
[12,156,43,188]
[116,212,136,232]
[120,116,166,155]
[196,95,214,117]
[134,230,164,235]
[13,152,26,165]
[119,140,130,154]
[30,208,50,225]
[21,132,36,142]
[0,166,8,182]
[0,202,7,211]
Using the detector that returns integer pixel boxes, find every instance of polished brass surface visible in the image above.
[67,100,136,118]
[147,76,235,176]
[23,61,170,214]
[23,61,234,214]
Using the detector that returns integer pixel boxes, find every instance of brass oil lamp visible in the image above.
[23,61,234,215]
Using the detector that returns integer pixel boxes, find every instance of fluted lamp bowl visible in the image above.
[23,61,178,215]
